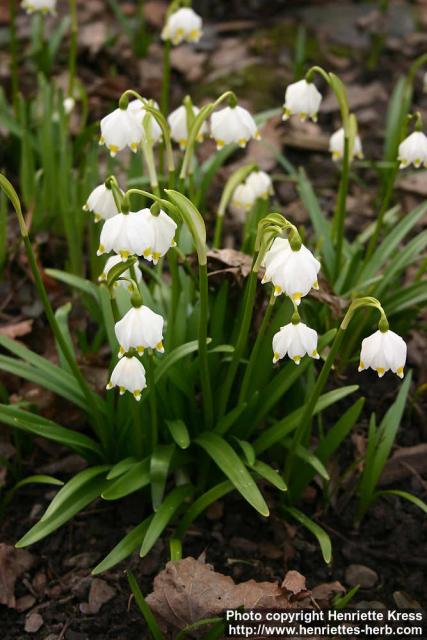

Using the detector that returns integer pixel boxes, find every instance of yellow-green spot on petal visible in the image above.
[119,250,130,260]
[108,144,119,156]
[143,247,152,258]
[133,390,141,401]
[97,243,105,255]
[313,280,319,290]
[273,352,280,363]
[156,341,164,352]
[274,285,282,296]
[293,356,301,365]
[238,138,247,148]
[106,381,113,390]
[292,292,302,303]
[137,346,145,354]
[376,367,385,377]
[119,386,126,395]
[396,366,404,378]
[215,139,225,150]
[130,142,138,152]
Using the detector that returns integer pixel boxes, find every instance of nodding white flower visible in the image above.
[63,97,75,115]
[98,208,176,263]
[245,170,273,199]
[398,131,427,169]
[127,100,162,145]
[115,306,164,358]
[262,237,321,303]
[231,183,256,212]
[282,79,322,122]
[161,7,203,45]
[329,127,363,162]
[358,329,407,379]
[272,321,319,365]
[210,105,260,150]
[98,211,153,261]
[83,184,123,222]
[167,104,207,149]
[22,0,56,13]
[100,107,143,157]
[107,356,146,400]
[98,255,142,290]
[145,210,177,264]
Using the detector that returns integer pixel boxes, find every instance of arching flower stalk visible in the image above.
[285,297,407,490]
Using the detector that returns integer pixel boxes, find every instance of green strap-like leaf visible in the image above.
[165,420,190,449]
[175,481,233,540]
[251,461,287,492]
[92,517,153,575]
[195,433,269,517]
[140,484,194,558]
[102,459,150,501]
[376,489,427,515]
[0,404,103,459]
[16,474,108,547]
[282,506,332,564]
[127,571,164,640]
[150,444,175,511]
[42,466,110,521]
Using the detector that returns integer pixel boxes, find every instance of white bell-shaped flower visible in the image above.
[107,356,146,400]
[329,127,363,162]
[115,305,164,358]
[231,183,257,212]
[272,321,319,365]
[262,237,320,303]
[282,79,322,122]
[63,97,75,114]
[161,7,203,45]
[98,255,142,290]
[98,208,177,263]
[100,107,143,157]
[358,329,406,379]
[98,211,153,261]
[167,104,207,149]
[127,100,162,145]
[83,184,122,222]
[398,131,427,169]
[210,105,260,150]
[22,0,56,13]
[245,171,273,199]
[144,210,177,264]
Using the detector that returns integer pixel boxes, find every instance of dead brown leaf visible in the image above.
[311,581,346,607]
[170,46,207,83]
[0,319,33,339]
[397,171,427,197]
[143,0,168,27]
[321,82,387,114]
[207,248,253,279]
[146,557,300,635]
[281,570,308,599]
[0,544,35,608]
[379,444,427,486]
[244,116,284,172]
[79,578,116,615]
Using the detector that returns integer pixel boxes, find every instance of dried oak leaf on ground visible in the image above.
[146,557,343,637]
[0,544,35,608]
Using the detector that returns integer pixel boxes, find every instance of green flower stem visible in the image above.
[147,354,158,449]
[332,135,351,280]
[67,0,78,98]
[238,292,276,404]
[166,250,180,350]
[198,263,213,428]
[213,214,224,249]
[141,139,159,194]
[161,40,171,115]
[285,296,387,491]
[218,264,258,419]
[0,174,106,446]
[180,91,237,180]
[365,160,398,260]
[8,0,19,114]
